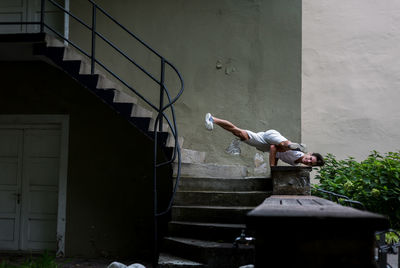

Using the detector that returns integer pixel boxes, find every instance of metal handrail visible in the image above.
[0,1,183,266]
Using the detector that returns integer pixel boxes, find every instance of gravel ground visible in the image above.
[0,254,151,268]
[388,253,398,268]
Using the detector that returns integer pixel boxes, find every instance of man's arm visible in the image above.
[269,145,279,166]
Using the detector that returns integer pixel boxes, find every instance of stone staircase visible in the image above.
[159,150,273,268]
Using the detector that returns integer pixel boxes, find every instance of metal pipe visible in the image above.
[159,59,165,132]
[63,0,70,45]
[91,4,96,75]
[153,117,160,268]
[40,0,45,32]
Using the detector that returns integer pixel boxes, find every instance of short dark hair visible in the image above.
[312,153,325,166]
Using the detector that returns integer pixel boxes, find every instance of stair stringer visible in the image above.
[33,33,181,157]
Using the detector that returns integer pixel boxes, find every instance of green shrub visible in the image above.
[0,252,58,268]
[313,151,400,229]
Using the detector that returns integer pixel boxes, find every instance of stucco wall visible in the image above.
[0,61,171,259]
[302,1,400,162]
[69,0,302,167]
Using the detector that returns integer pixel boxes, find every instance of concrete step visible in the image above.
[158,253,205,267]
[113,89,138,104]
[173,163,247,179]
[174,191,270,207]
[172,205,254,224]
[180,148,206,164]
[168,221,247,242]
[174,176,272,192]
[163,237,254,268]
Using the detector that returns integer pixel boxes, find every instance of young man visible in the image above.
[205,113,324,167]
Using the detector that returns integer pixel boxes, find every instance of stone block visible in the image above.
[271,166,312,195]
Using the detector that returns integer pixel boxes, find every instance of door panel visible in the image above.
[21,129,60,250]
[25,159,60,186]
[0,127,61,251]
[0,129,23,250]
[0,219,16,241]
[28,218,57,242]
[29,188,58,214]
[0,0,27,33]
[0,0,64,34]
[0,158,20,186]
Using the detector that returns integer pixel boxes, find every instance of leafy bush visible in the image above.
[313,151,400,229]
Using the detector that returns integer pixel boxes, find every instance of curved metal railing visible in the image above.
[311,186,366,210]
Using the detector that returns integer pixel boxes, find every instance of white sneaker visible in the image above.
[205,113,213,130]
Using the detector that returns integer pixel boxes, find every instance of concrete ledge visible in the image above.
[271,166,312,172]
[247,195,388,227]
[246,195,389,268]
[271,166,312,195]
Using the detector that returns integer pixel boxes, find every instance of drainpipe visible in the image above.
[63,0,69,46]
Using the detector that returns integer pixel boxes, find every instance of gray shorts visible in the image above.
[243,129,287,152]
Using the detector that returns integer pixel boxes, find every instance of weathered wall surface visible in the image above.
[302,1,400,161]
[69,0,302,167]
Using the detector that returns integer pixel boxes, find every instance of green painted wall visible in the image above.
[303,1,400,162]
[0,61,171,260]
[69,0,302,167]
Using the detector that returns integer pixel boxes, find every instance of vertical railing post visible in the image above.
[40,0,45,33]
[378,234,387,268]
[159,58,165,132]
[153,119,159,268]
[397,245,400,268]
[91,4,97,75]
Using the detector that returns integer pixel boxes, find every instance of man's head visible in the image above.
[300,153,325,166]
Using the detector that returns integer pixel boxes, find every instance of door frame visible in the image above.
[0,115,69,256]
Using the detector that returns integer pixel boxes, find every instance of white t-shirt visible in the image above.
[276,151,304,166]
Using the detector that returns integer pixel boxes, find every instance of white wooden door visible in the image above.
[0,0,29,33]
[21,128,61,251]
[0,129,23,250]
[0,126,61,251]
[0,0,65,34]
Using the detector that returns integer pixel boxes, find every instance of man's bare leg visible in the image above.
[212,116,249,141]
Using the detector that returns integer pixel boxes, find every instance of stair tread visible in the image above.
[176,176,270,180]
[173,205,255,209]
[177,190,269,194]
[158,253,204,266]
[165,236,254,249]
[170,221,246,228]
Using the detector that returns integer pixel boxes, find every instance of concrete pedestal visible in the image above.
[271,166,311,195]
